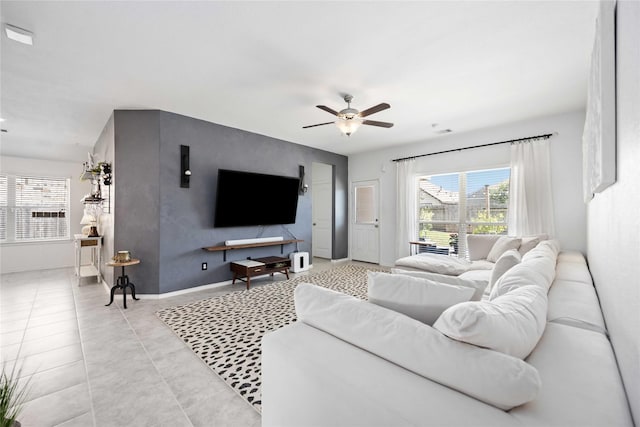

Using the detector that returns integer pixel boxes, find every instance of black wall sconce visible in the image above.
[181,145,191,188]
[299,165,308,195]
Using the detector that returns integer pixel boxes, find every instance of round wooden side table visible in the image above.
[106,258,141,309]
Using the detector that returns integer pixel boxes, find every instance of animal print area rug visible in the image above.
[156,264,387,413]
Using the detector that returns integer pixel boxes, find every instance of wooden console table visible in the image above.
[203,239,302,261]
[230,256,291,289]
[74,234,102,286]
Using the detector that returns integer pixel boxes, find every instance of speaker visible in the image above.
[289,252,310,273]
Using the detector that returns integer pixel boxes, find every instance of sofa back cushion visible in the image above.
[466,234,502,261]
[486,236,522,262]
[434,284,548,359]
[368,272,475,325]
[294,283,542,410]
[490,242,558,299]
[518,234,547,256]
[489,249,522,291]
[390,268,487,301]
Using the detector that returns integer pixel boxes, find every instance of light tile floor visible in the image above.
[0,258,356,427]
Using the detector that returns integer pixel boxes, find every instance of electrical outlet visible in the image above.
[201,262,207,270]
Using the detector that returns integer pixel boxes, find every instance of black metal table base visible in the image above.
[106,265,140,309]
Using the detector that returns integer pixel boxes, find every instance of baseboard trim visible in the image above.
[135,280,234,299]
[331,258,350,264]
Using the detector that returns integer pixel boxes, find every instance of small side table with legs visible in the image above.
[106,259,140,309]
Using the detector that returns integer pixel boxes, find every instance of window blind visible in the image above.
[417,167,510,258]
[0,175,7,241]
[1,174,70,242]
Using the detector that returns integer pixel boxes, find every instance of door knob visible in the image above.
[313,223,316,226]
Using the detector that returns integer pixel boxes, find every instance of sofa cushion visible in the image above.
[390,269,487,301]
[394,253,471,276]
[262,322,517,427]
[466,260,495,271]
[518,235,545,256]
[466,234,502,261]
[294,283,542,410]
[490,248,557,299]
[510,323,633,427]
[489,249,521,291]
[486,236,522,262]
[547,279,607,334]
[554,261,593,283]
[368,272,474,325]
[557,250,587,265]
[434,284,548,359]
[457,269,491,295]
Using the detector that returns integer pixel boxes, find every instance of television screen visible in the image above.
[214,169,300,227]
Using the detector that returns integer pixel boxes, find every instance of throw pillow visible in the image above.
[488,249,522,291]
[390,268,488,301]
[518,236,542,256]
[368,272,474,325]
[294,283,542,410]
[486,236,522,262]
[433,284,548,359]
[466,234,502,261]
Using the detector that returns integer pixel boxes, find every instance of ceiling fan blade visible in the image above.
[316,105,339,116]
[362,119,394,128]
[359,103,390,118]
[302,121,334,129]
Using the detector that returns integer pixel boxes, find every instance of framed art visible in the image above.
[583,0,616,202]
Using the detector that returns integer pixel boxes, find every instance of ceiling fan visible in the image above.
[303,94,393,136]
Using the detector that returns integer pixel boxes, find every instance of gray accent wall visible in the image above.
[110,109,348,294]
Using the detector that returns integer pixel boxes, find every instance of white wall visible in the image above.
[0,156,86,273]
[587,1,640,422]
[349,110,586,266]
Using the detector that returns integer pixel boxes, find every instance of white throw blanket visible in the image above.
[395,253,473,276]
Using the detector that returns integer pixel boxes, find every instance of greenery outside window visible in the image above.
[417,167,510,257]
[0,174,71,243]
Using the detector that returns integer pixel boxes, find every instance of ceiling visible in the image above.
[0,1,598,162]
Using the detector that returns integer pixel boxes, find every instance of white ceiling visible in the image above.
[0,1,598,162]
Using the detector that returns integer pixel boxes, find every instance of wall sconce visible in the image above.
[181,145,191,188]
[299,165,308,195]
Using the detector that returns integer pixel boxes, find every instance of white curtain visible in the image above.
[396,159,417,259]
[508,139,555,237]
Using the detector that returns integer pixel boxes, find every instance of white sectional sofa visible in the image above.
[262,242,634,426]
[394,234,545,289]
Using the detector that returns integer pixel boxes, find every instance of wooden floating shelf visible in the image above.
[203,239,303,261]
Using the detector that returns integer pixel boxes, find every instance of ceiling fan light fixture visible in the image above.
[336,118,362,136]
[5,24,33,46]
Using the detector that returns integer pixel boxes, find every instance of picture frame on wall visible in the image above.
[582,0,616,202]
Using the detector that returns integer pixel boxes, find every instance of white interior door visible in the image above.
[351,180,380,263]
[312,163,333,259]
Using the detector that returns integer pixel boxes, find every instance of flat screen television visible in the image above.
[214,169,300,227]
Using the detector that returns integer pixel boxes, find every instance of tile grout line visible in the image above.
[118,302,195,427]
[69,267,99,427]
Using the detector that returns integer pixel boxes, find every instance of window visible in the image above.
[0,174,70,243]
[417,167,510,257]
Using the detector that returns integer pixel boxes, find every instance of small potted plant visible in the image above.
[449,233,459,255]
[1,363,30,427]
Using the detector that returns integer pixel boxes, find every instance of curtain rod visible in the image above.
[391,133,556,163]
